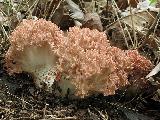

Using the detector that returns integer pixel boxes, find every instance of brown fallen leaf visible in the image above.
[82,13,103,31]
[116,0,139,10]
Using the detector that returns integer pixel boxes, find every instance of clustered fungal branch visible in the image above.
[5,19,152,98]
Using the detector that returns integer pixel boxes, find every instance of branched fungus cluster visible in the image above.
[5,19,152,98]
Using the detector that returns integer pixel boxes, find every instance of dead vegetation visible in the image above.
[0,0,160,119]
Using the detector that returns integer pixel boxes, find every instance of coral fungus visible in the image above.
[56,27,152,97]
[5,19,152,98]
[5,19,64,90]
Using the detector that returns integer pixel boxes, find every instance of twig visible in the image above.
[48,0,64,21]
[139,10,160,48]
[26,0,40,17]
[112,0,129,49]
[1,23,9,39]
[128,1,138,48]
[42,103,49,119]
[40,116,77,120]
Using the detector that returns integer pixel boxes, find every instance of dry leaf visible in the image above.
[66,0,84,20]
[146,62,160,78]
[116,0,139,10]
[107,10,158,49]
[82,13,103,31]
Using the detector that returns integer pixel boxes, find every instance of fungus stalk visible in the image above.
[20,46,58,89]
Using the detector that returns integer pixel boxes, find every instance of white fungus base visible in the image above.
[17,46,58,90]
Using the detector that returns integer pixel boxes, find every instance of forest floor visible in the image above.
[0,0,160,120]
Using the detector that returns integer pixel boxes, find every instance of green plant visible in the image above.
[149,0,157,5]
